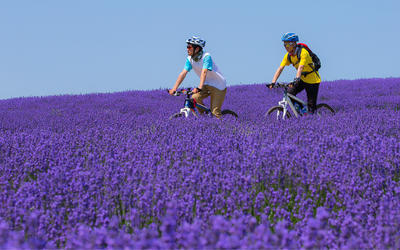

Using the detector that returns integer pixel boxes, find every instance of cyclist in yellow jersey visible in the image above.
[269,32,321,114]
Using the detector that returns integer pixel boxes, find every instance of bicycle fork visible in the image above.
[179,107,197,118]
[278,99,290,120]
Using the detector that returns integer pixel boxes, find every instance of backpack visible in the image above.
[287,43,321,76]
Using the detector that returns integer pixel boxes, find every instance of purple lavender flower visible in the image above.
[0,78,399,247]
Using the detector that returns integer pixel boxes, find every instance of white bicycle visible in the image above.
[265,82,335,120]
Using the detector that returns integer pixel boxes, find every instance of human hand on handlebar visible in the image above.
[192,87,202,94]
[168,89,177,95]
[289,77,301,88]
[266,83,276,89]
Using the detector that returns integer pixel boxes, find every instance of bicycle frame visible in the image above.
[177,90,211,118]
[270,83,308,119]
[279,92,307,118]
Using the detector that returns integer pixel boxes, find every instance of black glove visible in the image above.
[266,82,275,89]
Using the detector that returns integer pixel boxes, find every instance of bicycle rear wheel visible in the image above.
[316,103,335,116]
[221,109,238,118]
[265,106,291,120]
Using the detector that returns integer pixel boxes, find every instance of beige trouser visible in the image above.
[192,85,227,118]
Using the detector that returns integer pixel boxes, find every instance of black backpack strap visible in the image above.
[302,66,320,78]
[302,66,315,77]
[291,45,302,66]
[287,53,292,65]
[295,46,302,61]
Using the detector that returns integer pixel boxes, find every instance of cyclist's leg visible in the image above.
[288,80,305,103]
[304,83,320,114]
[192,86,210,114]
[208,85,227,118]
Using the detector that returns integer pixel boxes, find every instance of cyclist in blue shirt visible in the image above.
[169,36,227,118]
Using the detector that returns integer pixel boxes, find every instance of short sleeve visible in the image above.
[280,53,291,67]
[184,58,192,71]
[203,55,213,71]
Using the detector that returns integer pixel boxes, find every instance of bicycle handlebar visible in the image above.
[168,87,202,96]
[267,82,295,89]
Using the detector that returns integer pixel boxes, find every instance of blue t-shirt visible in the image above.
[183,52,226,90]
[184,54,213,72]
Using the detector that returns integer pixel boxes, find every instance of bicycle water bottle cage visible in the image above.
[293,101,301,113]
[293,101,307,115]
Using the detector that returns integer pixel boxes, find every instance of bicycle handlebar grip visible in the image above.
[275,83,288,88]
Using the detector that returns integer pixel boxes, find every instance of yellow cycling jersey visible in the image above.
[280,48,321,84]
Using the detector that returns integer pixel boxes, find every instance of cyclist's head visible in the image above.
[281,32,298,54]
[281,32,299,42]
[186,36,206,48]
[186,36,205,60]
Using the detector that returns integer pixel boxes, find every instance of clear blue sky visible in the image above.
[0,0,399,99]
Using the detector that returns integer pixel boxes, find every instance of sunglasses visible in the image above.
[284,42,296,48]
[187,45,193,49]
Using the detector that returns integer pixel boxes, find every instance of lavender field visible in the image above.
[0,78,399,249]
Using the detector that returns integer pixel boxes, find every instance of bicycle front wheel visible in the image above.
[316,103,335,116]
[169,112,184,120]
[265,106,291,120]
[221,109,238,118]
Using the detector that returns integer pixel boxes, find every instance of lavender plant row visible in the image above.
[0,78,399,248]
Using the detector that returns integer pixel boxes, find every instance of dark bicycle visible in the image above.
[266,82,335,120]
[169,88,238,119]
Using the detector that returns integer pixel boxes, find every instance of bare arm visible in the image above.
[192,68,208,93]
[169,69,188,95]
[296,65,304,79]
[271,65,285,83]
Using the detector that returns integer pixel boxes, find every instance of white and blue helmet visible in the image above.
[186,36,206,48]
[281,32,299,42]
